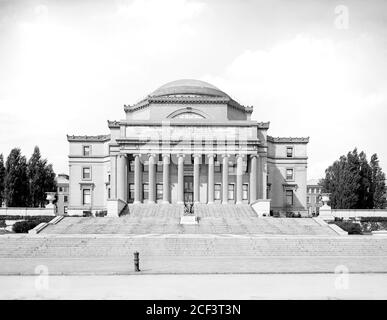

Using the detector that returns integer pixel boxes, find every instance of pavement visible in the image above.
[1,274,387,299]
[1,256,387,275]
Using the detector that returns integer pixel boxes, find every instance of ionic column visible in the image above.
[222,154,229,204]
[236,154,243,204]
[148,154,156,204]
[162,154,170,203]
[249,154,257,203]
[177,154,184,204]
[260,155,268,200]
[193,154,200,203]
[134,154,141,204]
[117,154,126,201]
[207,154,215,204]
[110,155,117,199]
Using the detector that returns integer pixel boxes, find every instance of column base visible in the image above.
[207,201,214,205]
[133,201,141,205]
[236,201,243,205]
[177,201,184,205]
[222,201,228,205]
[148,201,156,204]
[162,200,170,204]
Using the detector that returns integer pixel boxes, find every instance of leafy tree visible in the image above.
[27,146,57,207]
[322,148,386,209]
[370,154,386,209]
[4,148,29,207]
[0,154,5,205]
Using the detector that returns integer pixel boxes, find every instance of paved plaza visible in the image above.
[1,274,387,300]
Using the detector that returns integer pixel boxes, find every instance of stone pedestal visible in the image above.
[319,193,334,221]
[107,199,126,217]
[180,216,198,225]
[45,192,56,209]
[251,199,271,217]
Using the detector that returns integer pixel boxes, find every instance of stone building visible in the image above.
[307,179,322,216]
[55,173,69,215]
[67,79,309,216]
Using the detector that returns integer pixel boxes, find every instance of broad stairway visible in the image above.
[41,203,338,236]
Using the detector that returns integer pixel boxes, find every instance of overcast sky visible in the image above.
[0,0,386,180]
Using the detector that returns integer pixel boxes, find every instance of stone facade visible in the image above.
[307,179,322,216]
[67,79,309,216]
[56,174,69,215]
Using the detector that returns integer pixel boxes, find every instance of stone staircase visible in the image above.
[41,203,338,235]
[1,235,387,258]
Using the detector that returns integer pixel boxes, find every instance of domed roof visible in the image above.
[150,79,229,98]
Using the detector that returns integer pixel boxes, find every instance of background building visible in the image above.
[307,179,322,216]
[56,174,69,215]
[67,79,309,216]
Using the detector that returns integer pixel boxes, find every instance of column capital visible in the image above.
[162,153,170,159]
[193,153,202,159]
[250,153,258,159]
[221,153,230,158]
[236,154,246,160]
[206,153,215,159]
[147,153,157,159]
[133,153,141,158]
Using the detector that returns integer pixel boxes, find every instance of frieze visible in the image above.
[267,136,309,143]
[67,134,110,142]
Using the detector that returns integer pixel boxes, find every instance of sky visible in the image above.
[0,0,386,180]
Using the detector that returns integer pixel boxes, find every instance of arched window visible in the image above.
[172,112,205,119]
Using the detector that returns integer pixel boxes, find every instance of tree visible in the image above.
[4,148,29,207]
[370,154,386,209]
[0,154,5,205]
[27,146,57,207]
[322,148,386,209]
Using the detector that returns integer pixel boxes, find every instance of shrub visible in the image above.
[83,210,92,217]
[360,217,387,223]
[333,221,362,235]
[12,220,41,233]
[0,220,6,228]
[0,215,54,221]
[95,210,107,217]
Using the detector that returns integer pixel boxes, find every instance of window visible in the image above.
[83,145,91,156]
[64,196,68,203]
[242,184,248,200]
[286,190,294,206]
[129,160,134,172]
[286,147,293,158]
[64,187,69,193]
[156,184,163,200]
[307,196,310,204]
[59,187,63,192]
[214,161,221,172]
[214,184,221,200]
[156,163,163,172]
[228,184,234,200]
[108,174,111,183]
[129,184,134,200]
[108,188,111,199]
[83,189,91,205]
[143,184,149,200]
[82,167,91,180]
[228,163,236,175]
[143,163,149,172]
[286,168,294,180]
[64,206,68,214]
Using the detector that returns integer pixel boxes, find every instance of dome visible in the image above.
[150,79,229,98]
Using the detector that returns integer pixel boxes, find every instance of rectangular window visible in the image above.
[143,163,149,172]
[83,189,91,205]
[286,168,294,180]
[82,167,91,180]
[242,184,248,200]
[129,160,134,172]
[143,184,149,200]
[286,147,293,158]
[59,187,63,192]
[156,184,163,200]
[214,162,221,173]
[64,187,68,193]
[83,145,90,156]
[64,206,68,214]
[108,188,111,199]
[214,184,221,200]
[286,190,293,206]
[156,163,163,172]
[64,196,68,202]
[228,163,236,175]
[228,184,234,200]
[307,196,310,204]
[129,184,135,200]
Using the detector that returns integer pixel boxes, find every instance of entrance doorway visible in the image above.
[184,176,193,204]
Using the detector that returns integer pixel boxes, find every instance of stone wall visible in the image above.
[0,207,56,216]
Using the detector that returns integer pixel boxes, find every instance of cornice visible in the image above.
[267,136,309,144]
[67,134,110,142]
